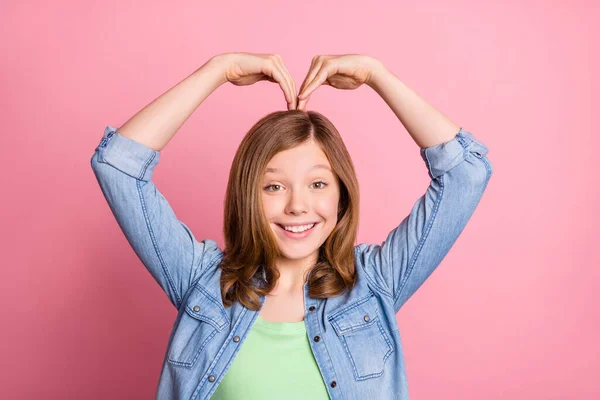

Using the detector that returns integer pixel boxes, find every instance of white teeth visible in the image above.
[283,223,315,233]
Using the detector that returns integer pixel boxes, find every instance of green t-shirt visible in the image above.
[210,315,330,399]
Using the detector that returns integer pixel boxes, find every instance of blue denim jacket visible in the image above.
[91,125,493,400]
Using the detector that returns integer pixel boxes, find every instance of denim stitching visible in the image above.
[377,318,394,350]
[338,315,394,381]
[136,179,181,309]
[477,154,493,179]
[328,291,375,321]
[394,173,445,306]
[456,130,472,148]
[356,247,393,299]
[198,306,255,400]
[194,284,230,326]
[203,252,223,281]
[313,326,339,399]
[332,311,378,335]
[375,319,394,369]
[189,248,222,290]
[423,147,434,180]
[167,328,218,368]
[138,151,156,181]
[167,286,228,367]
[188,233,198,290]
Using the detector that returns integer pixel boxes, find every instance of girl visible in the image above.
[91,52,493,400]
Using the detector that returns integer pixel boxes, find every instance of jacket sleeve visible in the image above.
[90,125,222,310]
[354,127,493,313]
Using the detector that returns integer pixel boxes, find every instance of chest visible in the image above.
[258,292,306,322]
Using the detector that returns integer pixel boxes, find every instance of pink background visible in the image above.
[2,0,598,398]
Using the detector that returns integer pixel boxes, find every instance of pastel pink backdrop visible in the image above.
[1,1,598,399]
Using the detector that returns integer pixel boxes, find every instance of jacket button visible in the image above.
[233,336,240,342]
[330,381,337,388]
[364,315,370,322]
[193,306,200,312]
[107,132,114,138]
[309,306,315,311]
[208,375,216,382]
[314,336,320,342]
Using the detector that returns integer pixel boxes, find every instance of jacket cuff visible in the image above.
[94,125,160,182]
[419,127,489,180]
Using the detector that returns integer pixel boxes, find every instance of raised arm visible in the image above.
[356,58,494,312]
[354,126,492,312]
[91,53,298,309]
[296,55,493,312]
[114,56,228,151]
[366,59,461,149]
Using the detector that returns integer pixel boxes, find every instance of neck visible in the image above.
[269,252,317,295]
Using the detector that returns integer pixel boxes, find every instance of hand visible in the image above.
[297,54,381,111]
[219,52,297,110]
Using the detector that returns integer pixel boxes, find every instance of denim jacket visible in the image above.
[91,125,493,400]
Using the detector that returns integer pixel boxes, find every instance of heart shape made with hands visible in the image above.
[222,53,377,111]
[289,54,378,111]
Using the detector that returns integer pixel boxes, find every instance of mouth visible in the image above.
[275,222,319,240]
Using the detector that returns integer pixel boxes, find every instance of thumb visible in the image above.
[297,95,310,111]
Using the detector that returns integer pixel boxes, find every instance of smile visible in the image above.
[275,222,319,240]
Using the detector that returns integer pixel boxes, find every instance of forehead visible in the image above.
[265,140,332,175]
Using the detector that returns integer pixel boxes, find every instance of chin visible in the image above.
[278,247,318,261]
[274,239,322,261]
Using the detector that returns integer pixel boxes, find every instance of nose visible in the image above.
[285,188,309,216]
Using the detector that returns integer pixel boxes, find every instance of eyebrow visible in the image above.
[264,164,332,174]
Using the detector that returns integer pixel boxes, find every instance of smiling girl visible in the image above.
[91,52,493,399]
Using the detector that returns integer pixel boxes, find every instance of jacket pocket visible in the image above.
[328,293,394,381]
[167,285,229,368]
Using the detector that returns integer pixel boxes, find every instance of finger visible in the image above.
[274,65,292,104]
[273,55,297,109]
[297,58,325,110]
[284,66,298,110]
[298,94,310,111]
[298,86,312,110]
[272,63,290,103]
[299,62,332,100]
[265,57,292,104]
[272,57,294,106]
[298,56,323,99]
[278,61,297,110]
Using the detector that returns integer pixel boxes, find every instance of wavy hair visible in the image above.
[219,110,360,310]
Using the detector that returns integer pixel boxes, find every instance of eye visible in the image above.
[264,181,328,192]
[311,181,328,189]
[264,184,282,192]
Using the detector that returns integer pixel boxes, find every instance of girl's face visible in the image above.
[262,139,340,266]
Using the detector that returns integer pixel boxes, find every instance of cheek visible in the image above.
[261,196,281,220]
[314,195,339,218]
